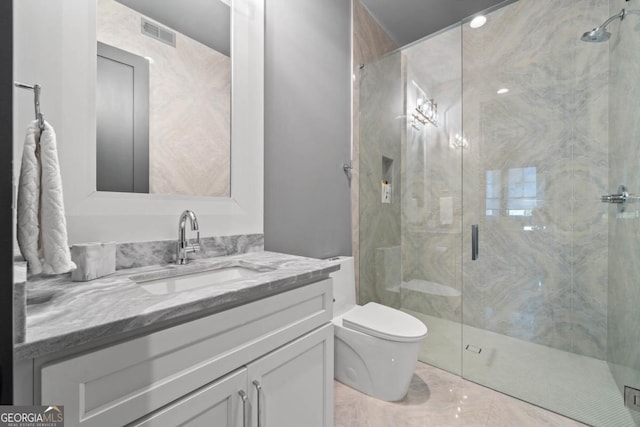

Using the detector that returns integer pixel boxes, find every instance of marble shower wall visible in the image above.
[462,0,609,359]
[607,0,640,421]
[352,0,398,300]
[400,28,462,323]
[358,52,404,309]
[97,0,230,197]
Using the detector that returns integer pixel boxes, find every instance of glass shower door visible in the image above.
[461,0,639,425]
[400,27,463,376]
[607,0,640,424]
[358,1,640,424]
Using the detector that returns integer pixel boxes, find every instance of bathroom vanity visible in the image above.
[15,252,337,427]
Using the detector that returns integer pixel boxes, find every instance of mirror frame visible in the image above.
[15,0,263,244]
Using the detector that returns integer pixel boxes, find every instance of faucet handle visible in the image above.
[192,231,201,252]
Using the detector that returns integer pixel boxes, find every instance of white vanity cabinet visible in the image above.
[129,325,333,427]
[38,279,334,427]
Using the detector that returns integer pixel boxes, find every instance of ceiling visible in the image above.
[360,0,510,47]
[114,0,511,59]
[115,0,230,56]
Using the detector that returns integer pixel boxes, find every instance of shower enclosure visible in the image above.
[358,0,640,425]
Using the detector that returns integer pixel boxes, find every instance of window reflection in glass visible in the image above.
[507,167,537,217]
[486,169,501,217]
[485,167,542,218]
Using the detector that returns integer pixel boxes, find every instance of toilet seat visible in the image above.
[342,302,428,343]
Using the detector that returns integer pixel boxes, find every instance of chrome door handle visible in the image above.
[238,390,248,427]
[471,224,479,261]
[253,380,263,427]
[601,192,628,204]
[602,185,639,211]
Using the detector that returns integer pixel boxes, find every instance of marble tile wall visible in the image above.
[607,0,640,422]
[97,0,230,197]
[352,0,398,301]
[358,52,404,309]
[461,0,609,359]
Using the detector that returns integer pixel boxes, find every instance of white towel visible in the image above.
[17,120,76,275]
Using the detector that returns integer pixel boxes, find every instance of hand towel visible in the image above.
[17,120,76,275]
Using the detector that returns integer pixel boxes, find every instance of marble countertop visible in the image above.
[15,251,339,361]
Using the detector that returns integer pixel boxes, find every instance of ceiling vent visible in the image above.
[141,17,176,48]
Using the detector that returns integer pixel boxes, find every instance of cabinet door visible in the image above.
[248,324,333,427]
[129,368,247,427]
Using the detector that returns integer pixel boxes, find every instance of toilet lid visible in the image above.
[342,302,428,342]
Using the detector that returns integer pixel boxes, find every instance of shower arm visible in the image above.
[596,8,625,31]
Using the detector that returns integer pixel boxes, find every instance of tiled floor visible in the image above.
[406,311,637,427]
[334,362,587,427]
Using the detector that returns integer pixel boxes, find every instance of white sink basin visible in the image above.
[137,266,263,295]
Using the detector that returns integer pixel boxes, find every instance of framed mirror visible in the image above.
[96,0,232,197]
[13,0,263,244]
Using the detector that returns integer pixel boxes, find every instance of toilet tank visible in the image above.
[327,256,356,314]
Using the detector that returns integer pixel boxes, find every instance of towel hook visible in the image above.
[14,81,45,131]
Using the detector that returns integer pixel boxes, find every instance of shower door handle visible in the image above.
[472,224,479,261]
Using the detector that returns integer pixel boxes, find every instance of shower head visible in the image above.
[581,28,611,43]
[581,8,625,42]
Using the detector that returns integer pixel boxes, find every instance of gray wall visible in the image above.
[1,0,12,403]
[264,0,352,259]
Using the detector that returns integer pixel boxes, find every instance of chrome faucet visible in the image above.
[176,210,201,264]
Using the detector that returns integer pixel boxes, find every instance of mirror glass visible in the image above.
[96,0,231,197]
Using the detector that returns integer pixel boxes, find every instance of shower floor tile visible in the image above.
[405,312,638,426]
[334,362,587,427]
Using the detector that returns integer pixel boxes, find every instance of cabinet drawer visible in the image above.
[41,279,332,427]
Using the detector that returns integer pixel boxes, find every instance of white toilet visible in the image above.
[328,256,427,401]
